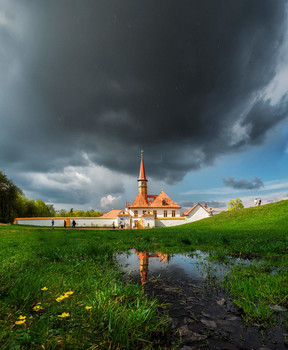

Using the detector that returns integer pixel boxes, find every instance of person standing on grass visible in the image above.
[72,220,76,228]
[51,219,54,229]
[258,198,261,206]
[254,198,258,206]
[64,220,66,228]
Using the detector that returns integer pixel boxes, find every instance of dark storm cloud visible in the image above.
[238,97,288,146]
[1,0,288,190]
[223,176,264,190]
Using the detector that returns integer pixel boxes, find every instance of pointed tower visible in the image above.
[138,150,148,201]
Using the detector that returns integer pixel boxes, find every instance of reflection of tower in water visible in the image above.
[134,250,168,284]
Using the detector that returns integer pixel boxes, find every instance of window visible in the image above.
[172,210,175,217]
[164,210,167,217]
[143,210,146,215]
[134,210,138,217]
[153,210,157,218]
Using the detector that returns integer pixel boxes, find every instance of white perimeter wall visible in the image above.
[73,218,117,227]
[16,218,117,227]
[155,218,186,227]
[16,219,62,227]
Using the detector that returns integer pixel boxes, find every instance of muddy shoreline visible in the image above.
[144,277,287,349]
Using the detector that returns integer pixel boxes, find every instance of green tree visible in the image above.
[35,200,54,217]
[55,209,103,217]
[227,198,244,211]
[0,171,22,222]
[46,204,56,217]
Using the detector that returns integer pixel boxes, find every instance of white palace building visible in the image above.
[14,153,212,228]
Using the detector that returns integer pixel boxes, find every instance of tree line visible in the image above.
[0,171,102,223]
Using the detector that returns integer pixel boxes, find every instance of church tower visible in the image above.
[138,150,148,201]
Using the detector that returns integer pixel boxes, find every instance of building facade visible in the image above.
[14,152,212,228]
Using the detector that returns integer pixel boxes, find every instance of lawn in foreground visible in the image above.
[0,229,168,349]
[0,200,287,348]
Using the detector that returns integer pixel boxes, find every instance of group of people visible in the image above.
[51,219,77,228]
[254,198,262,206]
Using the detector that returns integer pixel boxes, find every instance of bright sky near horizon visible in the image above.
[1,1,288,212]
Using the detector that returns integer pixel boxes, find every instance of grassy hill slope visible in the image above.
[149,200,288,260]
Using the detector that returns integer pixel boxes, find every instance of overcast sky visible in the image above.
[1,0,288,212]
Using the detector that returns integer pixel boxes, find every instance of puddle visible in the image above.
[117,249,230,284]
[116,250,288,349]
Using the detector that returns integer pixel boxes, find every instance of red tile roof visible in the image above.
[182,204,198,216]
[129,192,149,208]
[101,210,122,218]
[149,190,181,208]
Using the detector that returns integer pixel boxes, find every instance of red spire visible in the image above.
[138,150,147,181]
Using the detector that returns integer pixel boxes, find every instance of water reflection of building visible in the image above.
[134,250,168,284]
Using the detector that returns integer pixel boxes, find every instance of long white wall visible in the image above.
[155,218,186,227]
[15,217,118,227]
[16,218,63,227]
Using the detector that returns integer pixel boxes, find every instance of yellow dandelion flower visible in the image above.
[33,305,41,311]
[41,286,48,291]
[58,312,70,318]
[64,291,74,295]
[18,315,26,320]
[56,292,72,302]
[85,306,92,310]
[15,319,26,325]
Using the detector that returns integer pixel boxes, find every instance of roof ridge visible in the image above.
[149,190,181,208]
[129,192,149,208]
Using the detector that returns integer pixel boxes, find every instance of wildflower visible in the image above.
[56,294,69,302]
[33,305,41,311]
[58,312,70,318]
[18,315,26,320]
[15,319,26,325]
[55,291,73,302]
[41,286,48,291]
[64,291,74,295]
[85,306,92,310]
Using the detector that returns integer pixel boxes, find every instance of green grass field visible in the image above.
[0,200,287,348]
